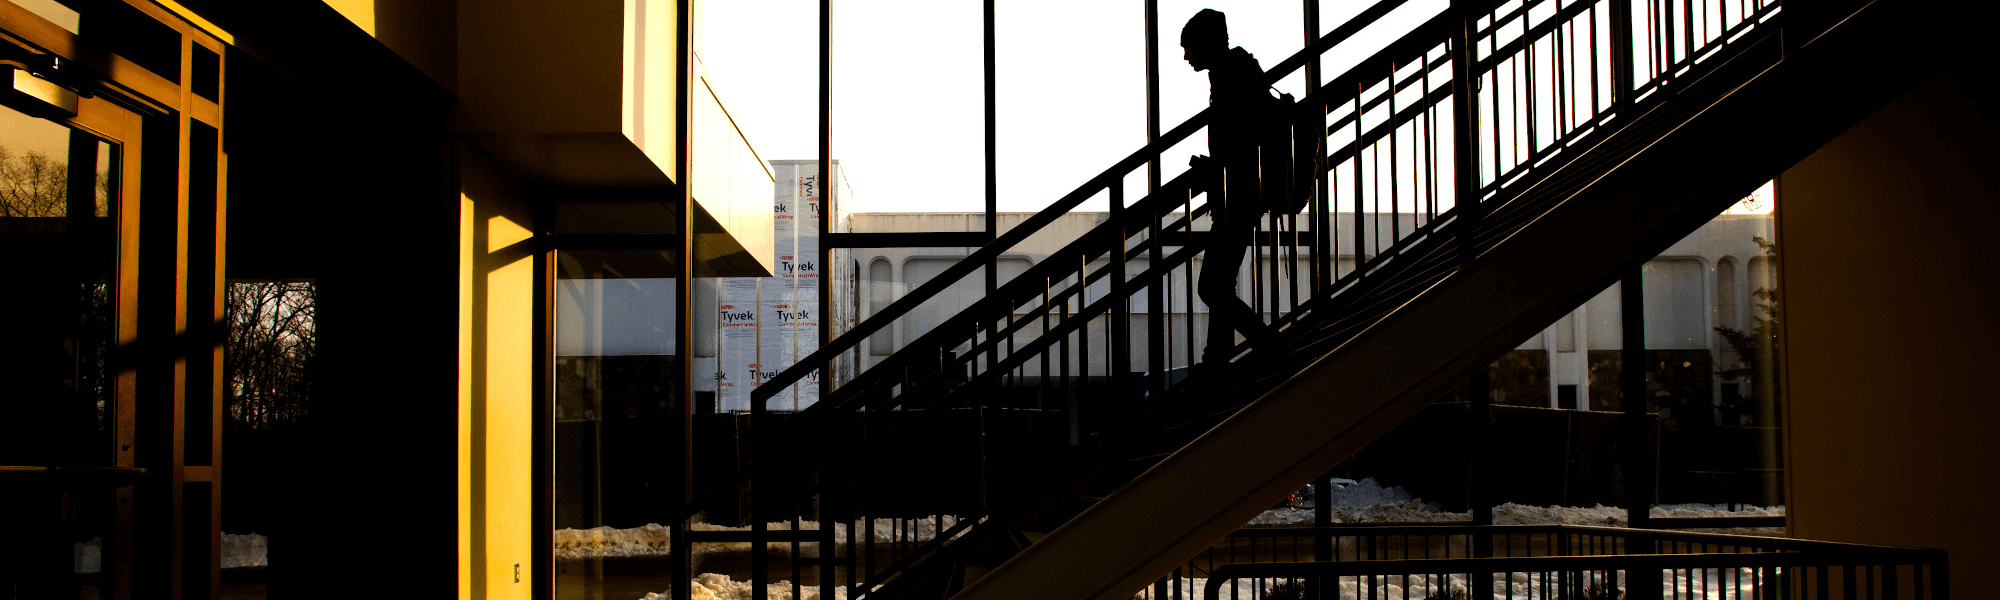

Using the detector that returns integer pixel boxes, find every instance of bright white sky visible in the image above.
[697,0,1447,216]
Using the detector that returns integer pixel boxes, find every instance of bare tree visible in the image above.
[0,145,67,217]
[225,281,316,429]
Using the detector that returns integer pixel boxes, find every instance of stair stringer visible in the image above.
[949,2,1932,596]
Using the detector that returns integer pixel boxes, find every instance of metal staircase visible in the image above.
[728,0,1932,597]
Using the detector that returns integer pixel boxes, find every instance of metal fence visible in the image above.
[1193,525,1947,600]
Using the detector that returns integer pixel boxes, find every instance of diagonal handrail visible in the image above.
[819,8,1474,424]
[751,0,1420,405]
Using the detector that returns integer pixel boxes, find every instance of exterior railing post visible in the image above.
[1313,471,1333,600]
[1451,1,1482,266]
[1621,266,1663,600]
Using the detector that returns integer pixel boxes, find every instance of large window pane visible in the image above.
[554,248,683,600]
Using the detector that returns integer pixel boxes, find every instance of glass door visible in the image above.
[0,95,130,598]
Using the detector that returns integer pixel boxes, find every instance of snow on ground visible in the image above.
[74,538,100,574]
[74,533,267,573]
[640,573,846,600]
[221,533,268,568]
[1137,568,1770,600]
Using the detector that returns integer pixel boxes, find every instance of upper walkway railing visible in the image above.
[753,0,1781,413]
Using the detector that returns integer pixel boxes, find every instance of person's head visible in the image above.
[1181,9,1228,71]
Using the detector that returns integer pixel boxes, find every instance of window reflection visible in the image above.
[0,102,118,598]
[554,249,683,600]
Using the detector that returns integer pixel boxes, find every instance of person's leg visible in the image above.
[1199,219,1268,363]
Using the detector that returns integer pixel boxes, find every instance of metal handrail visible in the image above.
[730,0,1798,596]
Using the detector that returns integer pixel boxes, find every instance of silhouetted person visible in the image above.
[1185,9,1277,366]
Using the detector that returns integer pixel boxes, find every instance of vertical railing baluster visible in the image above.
[1353,89,1368,277]
[1524,10,1538,160]
[1511,24,1525,179]
[1251,209,1265,320]
[1148,183,1166,402]
[1109,180,1131,403]
[1005,298,1017,388]
[1615,0,1638,110]
[1681,0,1694,72]
[1421,58,1435,225]
[1388,62,1401,248]
[1265,204,1279,323]
[1554,15,1566,145]
[1185,188,1199,375]
[864,512,876,592]
[1040,277,1052,410]
[1314,98,1333,300]
[1061,291,1076,446]
[1373,122,1383,261]
[1076,253,1091,432]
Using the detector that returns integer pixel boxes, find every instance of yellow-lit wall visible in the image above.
[1779,74,2000,600]
[459,148,537,600]
[627,0,680,179]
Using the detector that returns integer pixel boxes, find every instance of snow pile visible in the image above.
[74,538,100,574]
[1492,503,1787,534]
[221,533,268,568]
[1248,500,1469,526]
[1318,477,1414,508]
[555,516,976,560]
[554,522,674,558]
[1492,503,1626,526]
[641,573,846,600]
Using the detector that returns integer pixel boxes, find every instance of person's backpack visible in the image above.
[1258,90,1325,216]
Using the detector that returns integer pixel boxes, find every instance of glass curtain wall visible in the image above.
[1295,183,1784,522]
